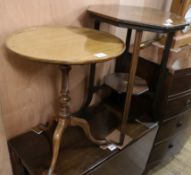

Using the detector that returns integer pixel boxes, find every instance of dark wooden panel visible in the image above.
[118,49,191,171]
[89,127,158,175]
[9,146,26,175]
[148,140,174,163]
[148,128,190,163]
[145,160,161,173]
[169,68,191,95]
[145,158,172,173]
[156,109,191,142]
[166,92,191,118]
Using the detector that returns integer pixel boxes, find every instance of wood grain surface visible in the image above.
[6,26,125,65]
[88,5,187,31]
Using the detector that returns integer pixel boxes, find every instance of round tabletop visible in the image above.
[6,26,125,65]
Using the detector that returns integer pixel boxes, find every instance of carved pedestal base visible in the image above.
[46,65,107,175]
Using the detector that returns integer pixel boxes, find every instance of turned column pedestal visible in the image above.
[47,65,107,175]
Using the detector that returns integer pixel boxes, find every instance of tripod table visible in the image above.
[6,26,125,175]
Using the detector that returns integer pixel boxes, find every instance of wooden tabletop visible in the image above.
[6,26,125,65]
[88,5,189,32]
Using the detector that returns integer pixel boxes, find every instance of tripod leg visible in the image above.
[47,118,67,175]
[71,116,107,145]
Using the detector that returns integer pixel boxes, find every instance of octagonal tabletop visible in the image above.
[6,26,125,65]
[88,5,189,32]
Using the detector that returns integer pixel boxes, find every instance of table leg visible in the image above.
[125,29,132,53]
[152,31,175,120]
[115,29,132,73]
[70,116,107,145]
[47,65,71,175]
[79,20,101,112]
[47,65,107,175]
[94,19,101,30]
[119,30,143,145]
[81,63,96,111]
[47,118,67,175]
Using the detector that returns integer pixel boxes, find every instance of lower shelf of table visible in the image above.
[9,103,158,175]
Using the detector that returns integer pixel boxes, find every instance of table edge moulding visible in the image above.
[6,26,125,65]
[88,5,188,32]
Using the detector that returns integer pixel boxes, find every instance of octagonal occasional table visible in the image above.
[88,5,189,144]
[6,26,125,175]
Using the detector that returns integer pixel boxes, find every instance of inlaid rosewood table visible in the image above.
[6,26,125,175]
[88,5,189,144]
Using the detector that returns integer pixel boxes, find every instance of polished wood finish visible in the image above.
[9,103,158,175]
[88,5,188,32]
[6,26,125,65]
